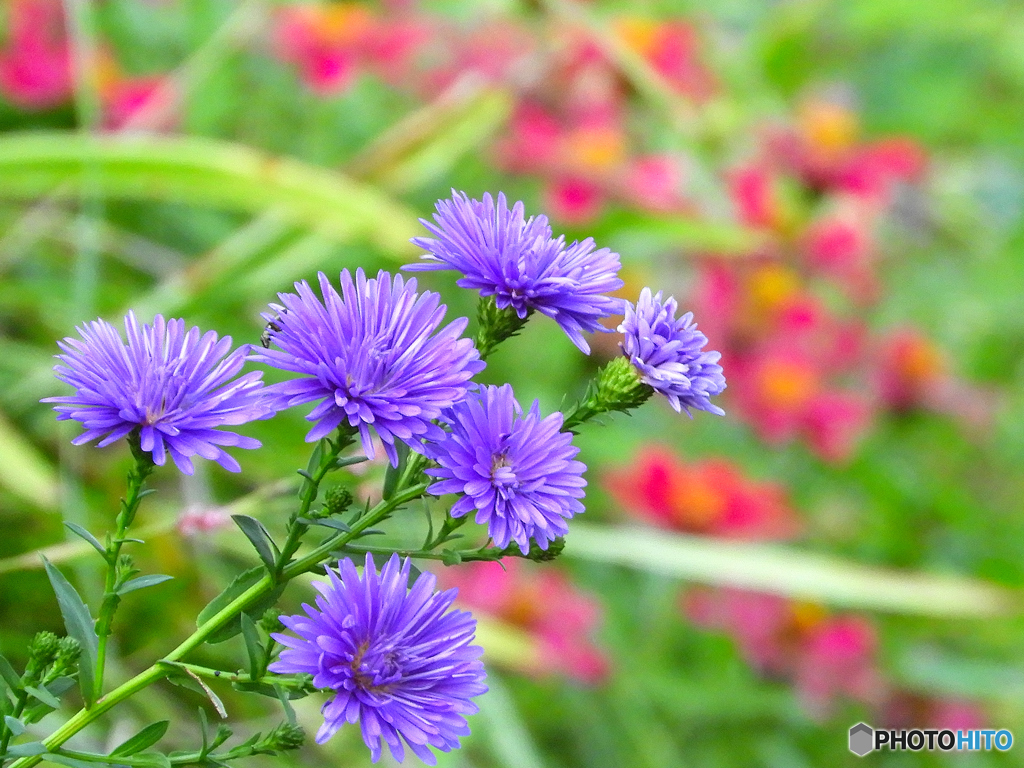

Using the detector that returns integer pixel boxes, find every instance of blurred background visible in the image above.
[1,0,1024,765]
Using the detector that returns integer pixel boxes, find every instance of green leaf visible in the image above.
[110,721,170,757]
[45,677,76,699]
[441,549,463,566]
[62,523,105,558]
[564,523,1017,617]
[335,456,369,469]
[382,442,410,501]
[23,685,60,709]
[0,133,419,257]
[273,683,297,725]
[0,654,21,691]
[197,567,284,645]
[42,557,98,705]
[197,708,210,756]
[5,742,48,757]
[179,671,226,719]
[116,574,173,596]
[231,515,278,571]
[4,715,25,736]
[298,441,325,500]
[239,613,262,682]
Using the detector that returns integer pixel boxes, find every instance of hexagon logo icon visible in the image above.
[849,722,874,756]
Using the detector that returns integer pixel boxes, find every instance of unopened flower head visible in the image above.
[269,554,487,765]
[250,269,484,466]
[424,384,586,554]
[619,288,726,416]
[407,191,625,354]
[43,312,268,474]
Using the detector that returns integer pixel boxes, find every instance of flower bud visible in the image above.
[563,356,653,430]
[260,722,306,753]
[475,296,531,359]
[321,485,354,518]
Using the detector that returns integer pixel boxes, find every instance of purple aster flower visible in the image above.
[42,312,268,474]
[619,287,726,416]
[269,554,487,765]
[250,269,483,466]
[406,191,624,354]
[424,384,586,554]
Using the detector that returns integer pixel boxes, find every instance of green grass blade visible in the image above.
[0,133,419,258]
[564,523,1016,617]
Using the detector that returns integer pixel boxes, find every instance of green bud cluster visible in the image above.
[474,296,531,359]
[321,485,354,518]
[259,608,284,635]
[258,722,306,753]
[24,632,80,687]
[563,356,653,431]
[500,537,566,562]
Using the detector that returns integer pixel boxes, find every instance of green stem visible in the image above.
[274,435,350,579]
[93,444,155,703]
[7,481,429,768]
[338,542,503,564]
[0,691,28,758]
[159,661,310,690]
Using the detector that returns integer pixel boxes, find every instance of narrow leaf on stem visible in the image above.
[41,557,98,707]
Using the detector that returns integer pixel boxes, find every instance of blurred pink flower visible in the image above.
[614,18,715,101]
[177,506,232,538]
[686,589,884,716]
[0,0,73,110]
[441,559,609,683]
[729,165,784,231]
[623,155,683,212]
[101,75,176,131]
[793,615,883,716]
[273,3,374,95]
[604,446,801,540]
[544,175,605,224]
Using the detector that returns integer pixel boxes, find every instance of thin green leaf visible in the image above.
[239,613,262,682]
[4,715,25,736]
[62,523,105,558]
[209,724,233,751]
[197,708,210,756]
[273,684,297,725]
[116,574,173,596]
[181,670,226,719]
[196,566,284,644]
[45,677,76,699]
[110,721,169,757]
[382,442,410,501]
[298,441,325,500]
[42,557,98,705]
[23,685,60,709]
[5,742,48,757]
[335,455,369,469]
[231,515,278,571]
[0,654,21,691]
[565,523,1017,617]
